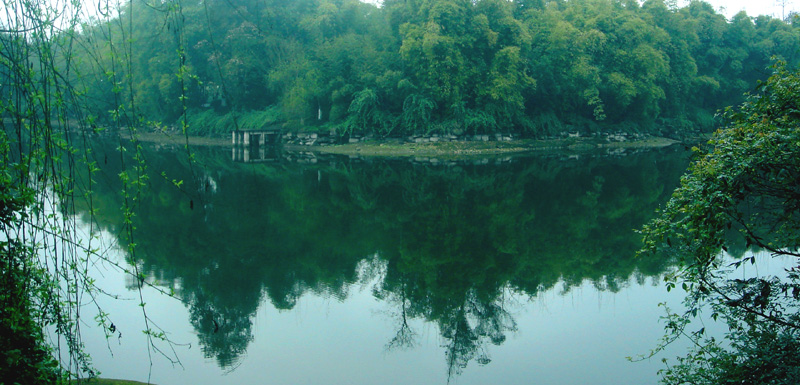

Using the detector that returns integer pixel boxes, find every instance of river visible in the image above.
[73,139,696,384]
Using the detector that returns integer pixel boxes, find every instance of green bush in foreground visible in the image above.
[641,60,800,384]
[1,180,61,384]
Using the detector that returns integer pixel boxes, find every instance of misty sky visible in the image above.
[702,0,791,19]
[360,0,792,20]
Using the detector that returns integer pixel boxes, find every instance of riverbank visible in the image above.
[308,136,679,158]
[70,378,155,385]
[122,130,230,147]
[129,130,681,158]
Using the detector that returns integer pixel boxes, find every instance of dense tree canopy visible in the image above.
[72,0,800,138]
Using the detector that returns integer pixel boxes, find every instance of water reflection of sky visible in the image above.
[73,216,797,385]
[78,235,693,385]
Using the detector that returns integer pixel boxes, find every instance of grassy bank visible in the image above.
[70,378,156,385]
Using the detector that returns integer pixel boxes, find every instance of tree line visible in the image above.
[72,0,800,138]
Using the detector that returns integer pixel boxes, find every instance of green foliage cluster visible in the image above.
[186,106,282,136]
[73,0,800,137]
[1,0,188,380]
[0,180,62,384]
[0,11,105,380]
[640,61,800,384]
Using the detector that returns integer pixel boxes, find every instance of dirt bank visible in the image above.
[131,130,680,158]
[307,136,680,158]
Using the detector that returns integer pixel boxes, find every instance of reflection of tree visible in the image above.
[378,271,518,379]
[80,140,689,373]
[188,291,254,368]
[361,150,689,376]
[382,276,418,351]
[363,162,529,376]
[441,290,517,379]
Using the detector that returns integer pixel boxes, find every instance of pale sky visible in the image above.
[10,0,787,33]
[71,0,796,24]
[359,0,792,20]
[699,0,791,19]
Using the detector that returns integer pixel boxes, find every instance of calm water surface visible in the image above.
[75,140,694,384]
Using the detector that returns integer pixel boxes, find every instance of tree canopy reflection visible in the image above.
[80,140,688,374]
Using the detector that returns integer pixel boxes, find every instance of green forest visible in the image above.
[74,0,800,138]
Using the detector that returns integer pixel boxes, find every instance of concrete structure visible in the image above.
[232,130,281,147]
[231,129,281,163]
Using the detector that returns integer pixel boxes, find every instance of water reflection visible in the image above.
[79,140,689,376]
